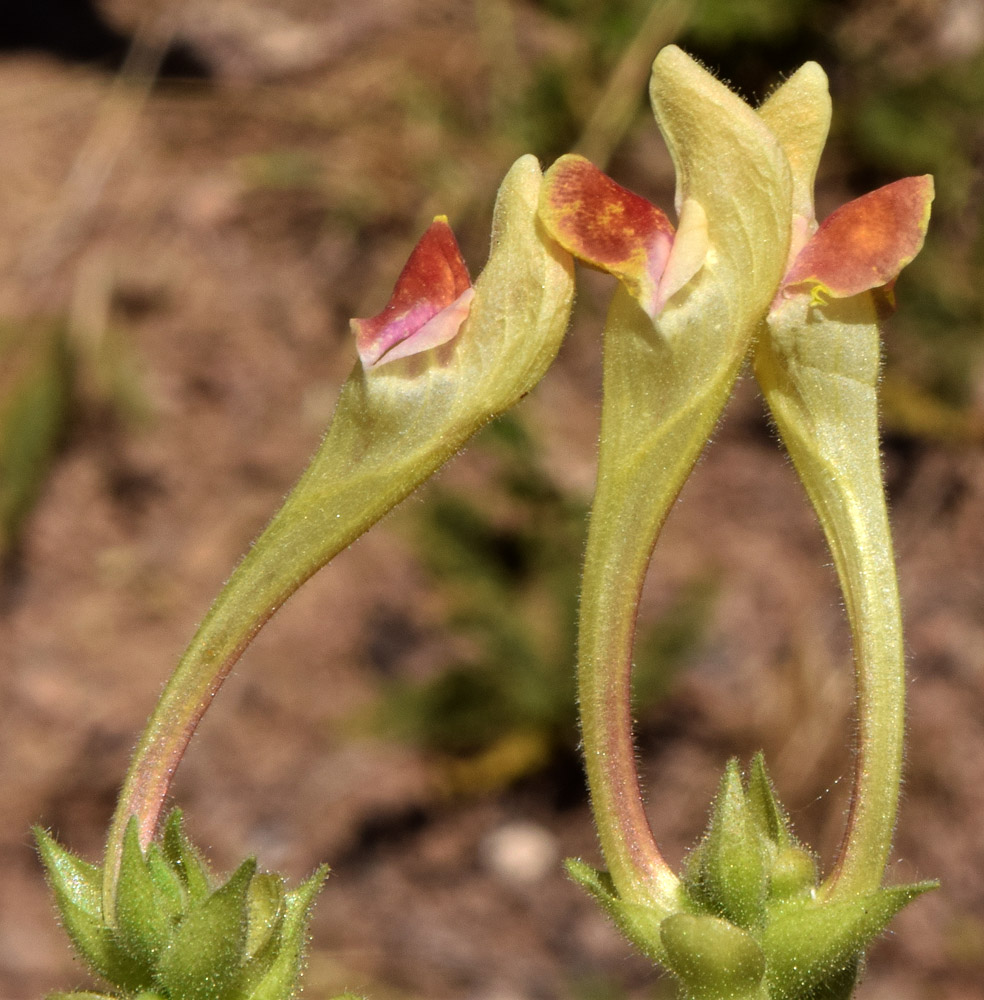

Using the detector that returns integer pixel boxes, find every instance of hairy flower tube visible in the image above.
[754,68,934,906]
[540,47,934,1000]
[539,44,792,919]
[53,154,575,994]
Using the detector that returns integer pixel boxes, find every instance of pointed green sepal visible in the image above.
[565,858,670,963]
[743,754,818,902]
[763,882,937,999]
[35,826,103,921]
[746,753,792,849]
[115,819,179,968]
[144,843,186,918]
[659,914,768,1000]
[225,873,292,999]
[35,827,151,992]
[161,810,213,903]
[155,857,256,1000]
[687,760,769,929]
[244,872,287,961]
[237,865,329,1000]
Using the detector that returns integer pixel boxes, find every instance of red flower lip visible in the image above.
[538,154,706,319]
[779,175,934,306]
[353,216,475,369]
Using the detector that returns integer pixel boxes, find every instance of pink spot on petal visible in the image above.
[353,217,472,368]
[540,154,675,317]
[783,175,934,299]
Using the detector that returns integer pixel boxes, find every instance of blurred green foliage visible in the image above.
[0,323,72,560]
[0,310,146,565]
[685,0,813,44]
[371,414,715,793]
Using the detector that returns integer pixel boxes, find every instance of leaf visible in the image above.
[244,873,286,961]
[565,859,669,964]
[35,827,103,921]
[745,752,790,848]
[162,810,212,903]
[763,883,936,999]
[690,760,768,929]
[659,914,767,1000]
[145,843,186,918]
[0,324,71,557]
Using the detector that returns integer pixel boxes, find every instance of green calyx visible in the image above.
[568,755,934,1000]
[36,812,327,1000]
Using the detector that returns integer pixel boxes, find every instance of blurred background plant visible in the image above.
[367,414,716,796]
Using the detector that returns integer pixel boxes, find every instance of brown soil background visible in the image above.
[2,2,984,999]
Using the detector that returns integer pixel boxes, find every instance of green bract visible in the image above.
[37,813,327,1000]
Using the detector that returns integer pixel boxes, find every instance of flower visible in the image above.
[777,175,934,309]
[352,216,475,369]
[538,153,707,318]
[544,45,795,929]
[754,62,934,907]
[756,65,934,314]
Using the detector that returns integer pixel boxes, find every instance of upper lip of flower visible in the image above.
[537,46,797,326]
[773,175,935,309]
[754,61,934,311]
[536,153,708,319]
[352,215,475,370]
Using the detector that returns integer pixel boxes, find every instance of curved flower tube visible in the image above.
[540,45,793,923]
[754,70,934,903]
[102,154,574,914]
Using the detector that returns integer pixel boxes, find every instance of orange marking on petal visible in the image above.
[353,216,472,368]
[783,175,934,299]
[540,154,674,317]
